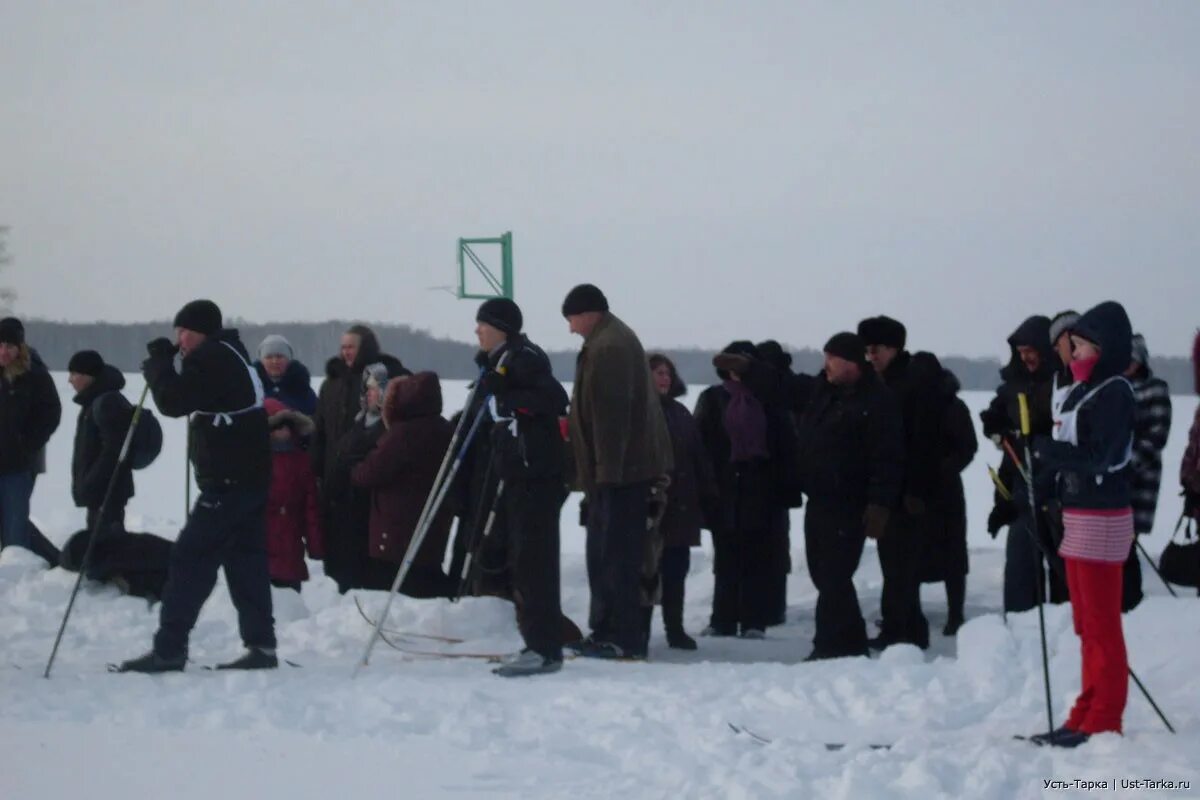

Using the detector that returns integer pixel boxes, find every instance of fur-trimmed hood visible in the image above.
[264,398,316,436]
[382,371,442,426]
[1,343,31,382]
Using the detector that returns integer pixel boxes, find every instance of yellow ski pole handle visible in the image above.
[988,466,1013,501]
[1018,393,1031,437]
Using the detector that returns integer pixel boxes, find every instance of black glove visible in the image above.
[146,337,178,360]
[902,494,927,516]
[473,349,490,369]
[979,407,1008,441]
[863,504,889,540]
[479,368,507,397]
[1184,489,1200,521]
[987,500,1017,538]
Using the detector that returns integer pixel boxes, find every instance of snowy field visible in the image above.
[2,375,1198,799]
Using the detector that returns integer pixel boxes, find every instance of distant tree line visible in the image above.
[19,319,1196,394]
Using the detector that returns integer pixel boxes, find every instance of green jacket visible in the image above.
[569,313,673,490]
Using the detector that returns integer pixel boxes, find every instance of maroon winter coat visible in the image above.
[1182,332,1200,519]
[351,372,453,567]
[267,447,324,583]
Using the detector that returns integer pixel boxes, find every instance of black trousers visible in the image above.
[1004,501,1069,613]
[586,481,650,655]
[710,466,781,634]
[155,487,276,658]
[877,511,929,648]
[506,479,566,660]
[804,504,868,657]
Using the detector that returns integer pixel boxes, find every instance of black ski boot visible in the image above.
[215,647,278,670]
[109,650,186,674]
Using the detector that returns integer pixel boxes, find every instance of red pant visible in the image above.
[1064,557,1128,734]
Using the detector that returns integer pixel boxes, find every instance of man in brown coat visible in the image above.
[563,284,672,659]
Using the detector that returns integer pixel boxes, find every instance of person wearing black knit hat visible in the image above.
[114,300,278,673]
[173,299,223,337]
[461,298,573,676]
[791,332,904,661]
[0,316,63,566]
[66,350,138,538]
[561,284,609,319]
[476,297,523,337]
[563,285,673,660]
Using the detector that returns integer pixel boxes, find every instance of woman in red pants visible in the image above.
[1032,300,1137,748]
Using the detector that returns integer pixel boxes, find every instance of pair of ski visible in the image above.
[727,723,891,751]
[354,597,508,660]
[730,723,1072,750]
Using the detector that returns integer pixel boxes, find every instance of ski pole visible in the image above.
[1015,395,1175,734]
[355,398,494,675]
[44,383,152,678]
[185,414,192,519]
[454,478,506,601]
[988,466,1013,501]
[1018,393,1055,737]
[1134,538,1178,598]
[407,356,506,558]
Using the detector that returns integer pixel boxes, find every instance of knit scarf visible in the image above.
[723,380,768,463]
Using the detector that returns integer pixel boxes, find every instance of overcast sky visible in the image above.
[2,2,1197,358]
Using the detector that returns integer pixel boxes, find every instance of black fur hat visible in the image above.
[857,316,907,349]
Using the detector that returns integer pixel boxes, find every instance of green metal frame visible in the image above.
[457,231,513,299]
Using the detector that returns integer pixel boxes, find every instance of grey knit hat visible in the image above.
[1048,310,1081,346]
[257,334,293,360]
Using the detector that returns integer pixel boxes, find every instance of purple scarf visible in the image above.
[723,379,769,463]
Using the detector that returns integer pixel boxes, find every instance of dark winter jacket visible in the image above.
[794,369,905,512]
[70,364,135,509]
[143,329,271,491]
[881,350,945,505]
[484,335,570,482]
[1128,368,1171,534]
[919,364,978,582]
[1034,302,1136,512]
[659,396,718,548]
[569,313,673,490]
[352,372,453,567]
[267,443,324,583]
[312,330,409,488]
[0,346,62,476]
[979,315,1060,525]
[694,380,803,513]
[255,359,318,416]
[324,416,393,592]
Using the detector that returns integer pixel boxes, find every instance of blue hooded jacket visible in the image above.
[1034,301,1136,511]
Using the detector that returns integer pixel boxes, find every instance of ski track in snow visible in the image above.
[2,378,1198,799]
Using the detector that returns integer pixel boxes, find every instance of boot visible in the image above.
[110,649,185,674]
[661,578,697,650]
[944,575,966,636]
[27,522,62,569]
[215,647,278,670]
[492,649,563,677]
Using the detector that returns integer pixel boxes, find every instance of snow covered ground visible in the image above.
[2,376,1198,799]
